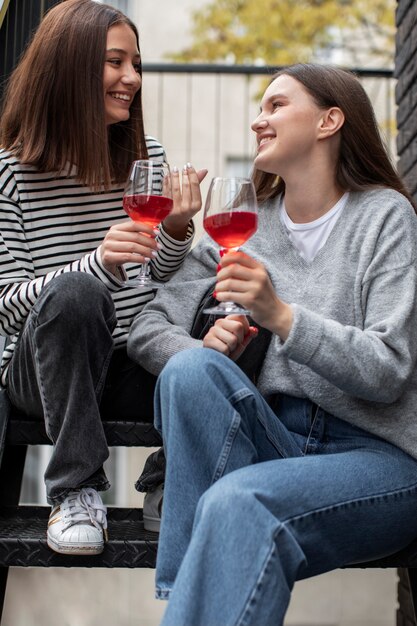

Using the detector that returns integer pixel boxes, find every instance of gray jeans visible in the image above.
[6,272,159,505]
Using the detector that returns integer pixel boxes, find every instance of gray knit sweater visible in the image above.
[128,188,417,459]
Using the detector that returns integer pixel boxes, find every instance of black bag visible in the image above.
[190,286,272,385]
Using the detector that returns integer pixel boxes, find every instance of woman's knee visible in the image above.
[156,348,257,436]
[195,472,276,531]
[159,348,242,397]
[33,273,115,323]
[155,349,232,435]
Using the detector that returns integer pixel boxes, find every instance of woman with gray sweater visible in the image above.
[128,63,417,626]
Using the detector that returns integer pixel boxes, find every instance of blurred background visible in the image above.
[0,0,403,624]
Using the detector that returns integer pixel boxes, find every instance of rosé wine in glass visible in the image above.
[203,211,258,250]
[203,177,258,316]
[122,160,172,290]
[123,194,173,227]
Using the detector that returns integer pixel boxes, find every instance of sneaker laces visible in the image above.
[60,488,108,533]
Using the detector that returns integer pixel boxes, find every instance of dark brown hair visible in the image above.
[253,63,416,211]
[0,0,148,190]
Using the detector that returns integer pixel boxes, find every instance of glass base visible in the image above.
[122,279,163,291]
[203,301,250,316]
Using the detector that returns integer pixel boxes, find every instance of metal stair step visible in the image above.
[6,419,162,447]
[0,505,158,568]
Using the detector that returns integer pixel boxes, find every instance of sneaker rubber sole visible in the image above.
[47,534,104,555]
[143,515,161,533]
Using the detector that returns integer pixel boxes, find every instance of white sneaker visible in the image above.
[47,487,108,555]
[143,483,163,532]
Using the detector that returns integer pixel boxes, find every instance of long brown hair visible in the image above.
[0,0,148,190]
[253,63,416,211]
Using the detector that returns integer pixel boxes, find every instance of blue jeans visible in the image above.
[155,348,417,626]
[6,273,158,504]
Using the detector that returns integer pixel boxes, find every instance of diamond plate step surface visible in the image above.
[6,419,162,447]
[0,506,158,568]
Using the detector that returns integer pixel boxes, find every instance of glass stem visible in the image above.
[138,259,150,281]
[217,248,239,308]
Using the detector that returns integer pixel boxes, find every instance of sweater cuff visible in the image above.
[279,303,324,365]
[158,220,195,250]
[90,248,127,290]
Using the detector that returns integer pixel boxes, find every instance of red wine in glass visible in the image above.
[203,177,258,315]
[122,160,172,290]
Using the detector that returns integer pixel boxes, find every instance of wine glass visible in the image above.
[122,160,173,290]
[203,176,258,315]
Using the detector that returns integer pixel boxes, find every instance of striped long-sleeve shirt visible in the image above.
[0,136,194,385]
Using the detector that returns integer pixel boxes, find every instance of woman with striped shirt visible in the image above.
[0,0,206,555]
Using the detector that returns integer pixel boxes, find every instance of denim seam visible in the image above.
[303,403,320,455]
[231,389,295,459]
[255,408,298,459]
[94,342,115,398]
[228,388,254,404]
[32,321,54,441]
[281,480,417,526]
[212,411,241,483]
[236,532,279,626]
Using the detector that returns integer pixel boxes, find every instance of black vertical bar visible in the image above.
[407,569,417,623]
[0,0,61,100]
[0,567,8,622]
[0,444,27,623]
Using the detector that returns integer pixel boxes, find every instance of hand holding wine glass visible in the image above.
[216,251,293,339]
[203,177,258,315]
[122,160,173,290]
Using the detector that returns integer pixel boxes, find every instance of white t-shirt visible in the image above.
[280,193,349,263]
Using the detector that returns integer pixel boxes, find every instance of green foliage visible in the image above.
[169,0,395,66]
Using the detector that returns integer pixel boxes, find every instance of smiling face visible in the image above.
[103,23,142,126]
[251,74,326,177]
